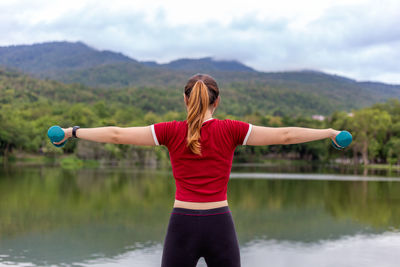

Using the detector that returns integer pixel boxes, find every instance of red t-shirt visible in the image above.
[151,118,253,202]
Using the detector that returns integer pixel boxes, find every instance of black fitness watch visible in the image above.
[72,126,80,138]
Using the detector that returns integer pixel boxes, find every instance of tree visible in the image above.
[351,108,392,165]
[384,137,400,165]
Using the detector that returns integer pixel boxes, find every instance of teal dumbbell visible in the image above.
[331,130,352,150]
[47,125,68,147]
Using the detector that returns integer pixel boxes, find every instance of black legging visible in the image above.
[161,206,241,267]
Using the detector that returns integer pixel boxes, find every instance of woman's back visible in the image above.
[152,118,252,202]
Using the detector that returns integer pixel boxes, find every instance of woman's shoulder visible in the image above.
[217,118,247,125]
[160,118,247,127]
[155,119,184,125]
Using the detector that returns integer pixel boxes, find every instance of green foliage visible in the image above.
[60,155,84,170]
[0,68,399,165]
[384,137,400,165]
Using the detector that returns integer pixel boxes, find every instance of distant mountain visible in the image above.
[0,41,399,117]
[0,41,137,75]
[0,42,255,77]
[142,57,255,72]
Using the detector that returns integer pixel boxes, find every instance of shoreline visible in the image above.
[1,153,399,171]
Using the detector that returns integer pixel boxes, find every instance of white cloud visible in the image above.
[0,0,399,84]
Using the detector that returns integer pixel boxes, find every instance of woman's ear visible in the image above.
[183,93,188,106]
[214,96,220,108]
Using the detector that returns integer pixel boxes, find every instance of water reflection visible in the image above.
[240,231,400,267]
[0,165,399,266]
[231,162,400,177]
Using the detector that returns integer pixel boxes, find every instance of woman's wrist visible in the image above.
[329,128,340,139]
[65,127,73,139]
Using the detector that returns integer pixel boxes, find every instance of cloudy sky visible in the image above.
[1,0,399,83]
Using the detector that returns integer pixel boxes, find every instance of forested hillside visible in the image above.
[1,68,399,166]
[0,42,399,117]
[1,41,400,167]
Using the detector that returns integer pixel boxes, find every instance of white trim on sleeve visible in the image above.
[150,124,160,146]
[242,124,253,145]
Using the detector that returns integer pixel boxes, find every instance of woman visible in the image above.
[53,74,342,267]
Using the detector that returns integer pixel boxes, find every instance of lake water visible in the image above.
[0,164,399,267]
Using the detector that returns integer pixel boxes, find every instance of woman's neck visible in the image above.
[203,109,214,121]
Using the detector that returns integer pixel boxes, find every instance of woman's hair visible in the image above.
[184,74,219,155]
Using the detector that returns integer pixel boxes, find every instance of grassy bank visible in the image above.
[364,164,400,170]
[2,153,399,172]
[1,153,99,169]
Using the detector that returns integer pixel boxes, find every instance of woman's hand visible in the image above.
[330,128,342,147]
[53,127,72,145]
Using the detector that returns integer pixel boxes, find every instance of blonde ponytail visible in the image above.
[186,80,210,155]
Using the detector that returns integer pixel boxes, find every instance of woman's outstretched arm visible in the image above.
[53,126,155,146]
[246,125,341,146]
